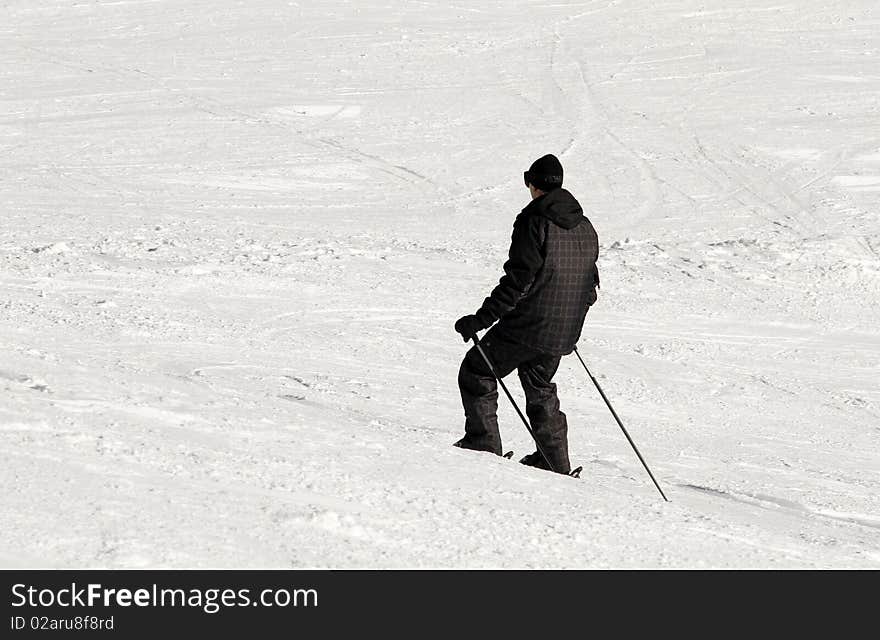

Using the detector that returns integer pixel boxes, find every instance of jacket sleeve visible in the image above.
[586,264,600,307]
[476,213,546,325]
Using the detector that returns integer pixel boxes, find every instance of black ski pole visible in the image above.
[470,334,558,474]
[572,346,668,502]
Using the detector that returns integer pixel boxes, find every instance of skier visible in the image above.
[453,154,600,474]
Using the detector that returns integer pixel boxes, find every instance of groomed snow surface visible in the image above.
[2,0,879,568]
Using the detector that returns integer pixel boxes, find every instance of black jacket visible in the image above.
[476,188,599,355]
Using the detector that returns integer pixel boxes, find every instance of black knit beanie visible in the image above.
[524,154,563,191]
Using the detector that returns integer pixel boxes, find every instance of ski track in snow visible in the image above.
[1,0,879,568]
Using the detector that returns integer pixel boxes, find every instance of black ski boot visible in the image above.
[519,450,551,471]
[520,450,579,477]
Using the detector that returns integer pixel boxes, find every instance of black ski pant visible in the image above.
[457,328,571,474]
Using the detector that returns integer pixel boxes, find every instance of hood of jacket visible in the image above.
[523,188,584,230]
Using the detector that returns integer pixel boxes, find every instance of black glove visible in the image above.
[454,314,486,342]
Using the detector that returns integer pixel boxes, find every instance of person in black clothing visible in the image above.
[453,154,600,475]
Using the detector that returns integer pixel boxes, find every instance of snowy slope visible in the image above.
[1,0,879,568]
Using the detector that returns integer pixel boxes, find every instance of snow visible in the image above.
[1,0,878,568]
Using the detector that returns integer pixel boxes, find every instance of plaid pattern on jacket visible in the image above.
[476,188,599,355]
